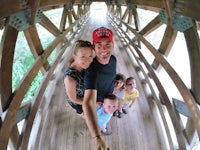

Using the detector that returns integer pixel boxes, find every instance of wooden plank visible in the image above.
[24,26,50,74]
[184,26,200,104]
[152,25,177,70]
[0,24,18,111]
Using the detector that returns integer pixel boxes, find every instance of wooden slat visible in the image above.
[152,25,177,70]
[184,26,200,104]
[24,26,50,74]
[0,24,18,111]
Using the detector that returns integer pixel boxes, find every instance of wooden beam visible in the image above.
[0,24,18,111]
[184,26,200,104]
[40,14,61,36]
[24,26,50,74]
[28,0,41,25]
[0,0,24,19]
[175,0,200,21]
[152,25,177,70]
[40,0,71,8]
[121,8,129,22]
[139,15,162,36]
[10,125,20,149]
[129,0,164,9]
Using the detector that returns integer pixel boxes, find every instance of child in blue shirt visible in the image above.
[96,93,118,135]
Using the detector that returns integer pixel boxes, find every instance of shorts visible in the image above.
[67,100,83,114]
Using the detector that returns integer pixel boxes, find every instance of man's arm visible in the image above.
[82,89,107,150]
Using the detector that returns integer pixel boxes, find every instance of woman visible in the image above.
[63,40,94,117]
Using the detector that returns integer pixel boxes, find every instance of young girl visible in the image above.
[63,40,93,117]
[121,77,139,114]
[113,73,126,118]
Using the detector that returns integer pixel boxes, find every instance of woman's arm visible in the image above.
[64,76,83,105]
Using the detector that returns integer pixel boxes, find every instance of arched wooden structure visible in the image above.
[0,0,200,150]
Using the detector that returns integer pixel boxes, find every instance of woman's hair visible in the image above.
[115,73,125,82]
[69,40,94,65]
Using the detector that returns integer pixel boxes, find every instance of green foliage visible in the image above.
[12,32,44,103]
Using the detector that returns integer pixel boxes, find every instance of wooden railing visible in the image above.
[0,2,90,149]
[108,4,200,149]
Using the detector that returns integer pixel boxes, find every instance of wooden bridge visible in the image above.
[0,0,200,150]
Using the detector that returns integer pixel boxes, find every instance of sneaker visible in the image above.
[118,111,122,118]
[113,110,119,117]
[101,129,112,136]
[122,109,128,114]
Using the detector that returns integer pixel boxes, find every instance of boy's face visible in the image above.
[103,99,118,114]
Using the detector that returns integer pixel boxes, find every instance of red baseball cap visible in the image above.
[92,27,113,45]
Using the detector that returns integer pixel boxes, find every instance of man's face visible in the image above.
[94,38,114,63]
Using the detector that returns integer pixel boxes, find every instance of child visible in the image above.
[121,77,139,114]
[63,40,93,117]
[113,73,126,118]
[96,93,118,136]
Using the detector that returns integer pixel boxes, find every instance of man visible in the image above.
[83,27,117,150]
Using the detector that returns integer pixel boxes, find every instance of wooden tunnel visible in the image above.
[0,0,200,150]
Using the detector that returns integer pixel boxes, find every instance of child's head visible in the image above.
[69,40,94,69]
[103,93,118,114]
[114,73,125,90]
[125,77,136,92]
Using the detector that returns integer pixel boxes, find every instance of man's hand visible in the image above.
[94,136,109,150]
